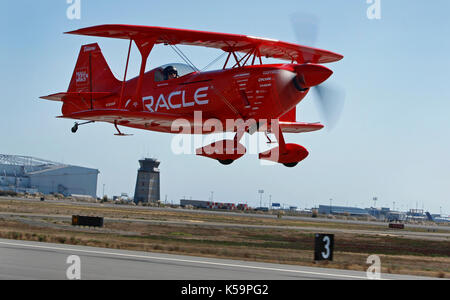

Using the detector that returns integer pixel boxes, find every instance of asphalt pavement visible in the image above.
[0,238,437,280]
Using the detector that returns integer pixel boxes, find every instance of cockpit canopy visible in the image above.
[153,63,196,82]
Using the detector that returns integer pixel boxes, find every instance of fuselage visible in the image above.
[62,63,310,133]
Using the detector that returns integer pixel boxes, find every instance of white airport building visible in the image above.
[0,154,99,198]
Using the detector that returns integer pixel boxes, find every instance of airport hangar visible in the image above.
[0,154,99,198]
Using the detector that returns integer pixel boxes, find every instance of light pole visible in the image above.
[258,190,264,208]
[329,198,333,214]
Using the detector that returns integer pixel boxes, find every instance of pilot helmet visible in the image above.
[164,65,178,79]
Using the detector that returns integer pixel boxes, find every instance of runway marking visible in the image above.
[0,240,376,280]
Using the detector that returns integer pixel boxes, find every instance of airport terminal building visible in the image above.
[318,205,370,216]
[0,154,99,198]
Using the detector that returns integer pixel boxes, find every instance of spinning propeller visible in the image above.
[290,12,346,131]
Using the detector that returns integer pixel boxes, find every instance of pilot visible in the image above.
[163,65,179,80]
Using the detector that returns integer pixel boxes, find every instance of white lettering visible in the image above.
[194,87,209,105]
[233,73,250,78]
[84,46,96,52]
[143,96,154,112]
[141,87,209,112]
[182,90,194,108]
[168,91,182,109]
[155,94,169,112]
[262,70,279,75]
[76,71,88,83]
[181,284,215,297]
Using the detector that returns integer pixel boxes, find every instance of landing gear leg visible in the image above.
[273,126,299,168]
[271,120,287,153]
[264,131,277,144]
[114,120,133,136]
[261,120,305,168]
[216,125,246,165]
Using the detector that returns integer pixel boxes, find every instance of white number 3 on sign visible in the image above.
[321,236,331,259]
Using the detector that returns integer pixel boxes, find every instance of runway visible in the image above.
[0,239,435,280]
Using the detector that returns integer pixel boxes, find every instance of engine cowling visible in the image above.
[293,64,333,90]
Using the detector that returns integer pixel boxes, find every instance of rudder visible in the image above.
[68,43,120,93]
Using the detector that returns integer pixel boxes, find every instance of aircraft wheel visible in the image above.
[71,124,79,133]
[218,159,234,165]
[283,162,299,168]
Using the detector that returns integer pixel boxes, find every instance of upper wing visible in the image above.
[66,24,343,64]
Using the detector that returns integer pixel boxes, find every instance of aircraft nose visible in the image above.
[293,64,333,88]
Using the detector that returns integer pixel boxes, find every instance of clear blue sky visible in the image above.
[1,0,449,214]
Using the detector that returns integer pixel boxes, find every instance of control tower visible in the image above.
[133,158,160,204]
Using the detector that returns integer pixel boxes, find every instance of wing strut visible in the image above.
[129,38,157,111]
[223,46,263,69]
[119,39,133,108]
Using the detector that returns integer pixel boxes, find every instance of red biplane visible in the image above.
[41,25,343,167]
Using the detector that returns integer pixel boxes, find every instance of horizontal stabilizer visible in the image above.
[40,92,115,102]
[279,121,324,133]
[258,121,323,133]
